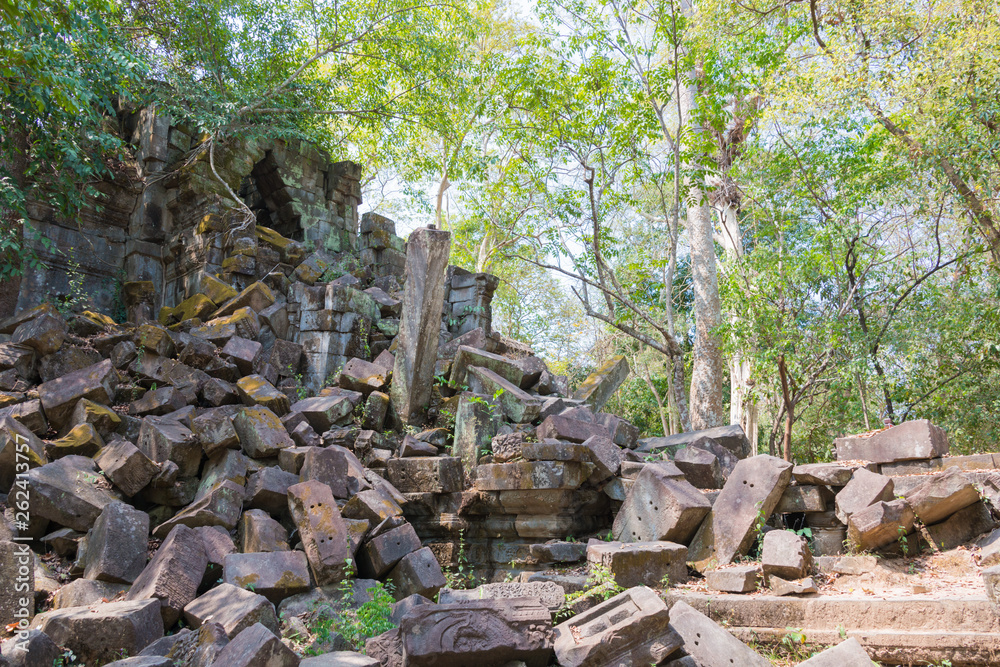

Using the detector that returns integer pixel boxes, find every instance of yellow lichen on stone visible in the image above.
[201,274,238,304]
[81,310,116,328]
[47,423,104,458]
[256,225,293,250]
[159,294,217,325]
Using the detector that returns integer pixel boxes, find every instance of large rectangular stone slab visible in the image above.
[30,599,163,664]
[903,467,979,525]
[553,586,678,667]
[387,457,462,493]
[572,355,629,412]
[587,540,688,587]
[613,464,711,544]
[668,600,770,666]
[467,365,541,424]
[687,455,793,568]
[37,359,116,427]
[287,480,351,585]
[475,461,590,491]
[834,419,949,463]
[638,424,751,459]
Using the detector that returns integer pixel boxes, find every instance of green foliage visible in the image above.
[444,529,476,590]
[556,564,624,621]
[316,581,397,653]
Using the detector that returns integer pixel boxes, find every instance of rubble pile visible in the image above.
[2,121,1000,666]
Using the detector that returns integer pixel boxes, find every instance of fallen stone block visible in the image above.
[237,375,291,416]
[12,312,66,356]
[223,551,310,604]
[27,455,119,531]
[137,416,200,478]
[796,637,873,666]
[183,583,278,637]
[919,500,996,552]
[70,398,121,438]
[290,395,355,432]
[638,424,751,460]
[834,419,949,463]
[130,386,189,418]
[0,415,46,493]
[904,467,979,525]
[342,487,404,526]
[301,651,380,667]
[400,598,553,667]
[1,628,60,666]
[339,358,389,395]
[668,599,770,666]
[245,466,299,517]
[776,485,830,513]
[0,541,33,628]
[52,578,129,609]
[190,408,240,457]
[706,564,760,593]
[232,406,293,458]
[813,555,877,575]
[439,581,566,613]
[673,445,724,489]
[299,446,350,498]
[452,392,502,472]
[151,479,244,538]
[687,454,793,568]
[572,355,629,412]
[399,434,436,457]
[387,547,446,600]
[582,435,622,483]
[44,422,104,459]
[37,359,116,427]
[387,457,463,493]
[450,345,525,389]
[84,501,149,584]
[189,307,259,346]
[587,540,688,587]
[467,365,542,423]
[553,586,678,667]
[126,524,208,628]
[365,628,403,667]
[792,463,857,487]
[238,509,289,553]
[30,599,163,664]
[529,541,587,564]
[612,464,711,544]
[769,575,818,596]
[208,622,298,667]
[137,621,229,666]
[357,522,421,579]
[835,468,895,524]
[476,461,590,491]
[761,529,813,581]
[288,480,351,585]
[846,499,915,552]
[536,414,610,443]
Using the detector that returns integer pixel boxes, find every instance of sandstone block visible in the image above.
[288,481,351,585]
[668,599,770,666]
[387,547,446,600]
[84,501,149,584]
[127,524,208,628]
[572,355,629,412]
[612,464,711,544]
[834,419,949,463]
[706,565,760,593]
[223,551,310,604]
[183,583,278,637]
[903,467,979,525]
[476,461,590,491]
[587,540,688,587]
[37,359,116,427]
[232,406,293,458]
[27,455,119,531]
[846,499,915,552]
[387,457,463,493]
[835,468,895,524]
[357,522,421,579]
[30,599,163,664]
[761,529,813,581]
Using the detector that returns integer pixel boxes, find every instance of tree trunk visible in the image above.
[681,66,725,431]
[777,355,794,462]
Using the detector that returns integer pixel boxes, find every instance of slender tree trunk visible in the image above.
[777,355,794,462]
[681,63,725,431]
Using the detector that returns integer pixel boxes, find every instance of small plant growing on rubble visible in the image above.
[556,565,624,621]
[897,524,910,557]
[749,501,767,559]
[444,529,476,590]
[779,627,810,660]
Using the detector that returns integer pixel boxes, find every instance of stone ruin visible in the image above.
[2,118,1000,665]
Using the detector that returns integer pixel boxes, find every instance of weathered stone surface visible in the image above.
[288,480,351,585]
[761,529,813,581]
[237,375,291,416]
[796,637,873,666]
[612,464,711,544]
[365,629,403,667]
[246,466,299,517]
[131,386,190,417]
[44,422,104,460]
[921,500,996,552]
[357,522,421,579]
[440,582,566,613]
[290,395,354,433]
[903,467,979,525]
[846,499,915,552]
[127,524,208,628]
[390,228,451,425]
[554,586,678,667]
[37,359,116,427]
[70,398,121,438]
[138,416,200,478]
[835,468,895,524]
[238,509,289,553]
[342,487,404,526]
[0,415,46,493]
[300,652,380,667]
[208,622,298,667]
[467,365,541,423]
[387,457,463,493]
[572,355,629,412]
[0,398,47,435]
[400,598,553,667]
[223,551,310,604]
[673,445,724,489]
[640,425,752,461]
[0,541,33,629]
[769,575,819,596]
[529,541,587,564]
[581,435,622,483]
[452,393,502,472]
[1,628,60,667]
[521,440,589,462]
[299,446,350,498]
[190,308,260,346]
[27,455,119,531]
[706,565,760,593]
[339,358,389,395]
[191,408,240,457]
[52,578,129,609]
[587,540,688,588]
[30,599,163,664]
[688,455,793,567]
[152,479,244,538]
[792,463,854,487]
[536,414,610,444]
[775,485,830,513]
[183,583,278,637]
[232,406,293,458]
[476,461,590,491]
[12,313,66,356]
[84,501,149,584]
[450,345,524,389]
[668,599,770,666]
[387,547,446,600]
[983,564,1000,605]
[813,555,877,575]
[834,419,949,463]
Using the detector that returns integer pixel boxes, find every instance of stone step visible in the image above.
[669,592,1000,665]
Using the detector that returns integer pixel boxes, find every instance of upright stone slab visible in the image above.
[452,393,502,473]
[553,586,679,667]
[572,355,630,412]
[903,467,979,525]
[287,480,351,585]
[84,501,150,584]
[834,419,949,463]
[126,524,208,628]
[390,227,451,425]
[612,465,711,544]
[835,468,895,524]
[400,599,553,667]
[668,600,770,667]
[687,454,793,568]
